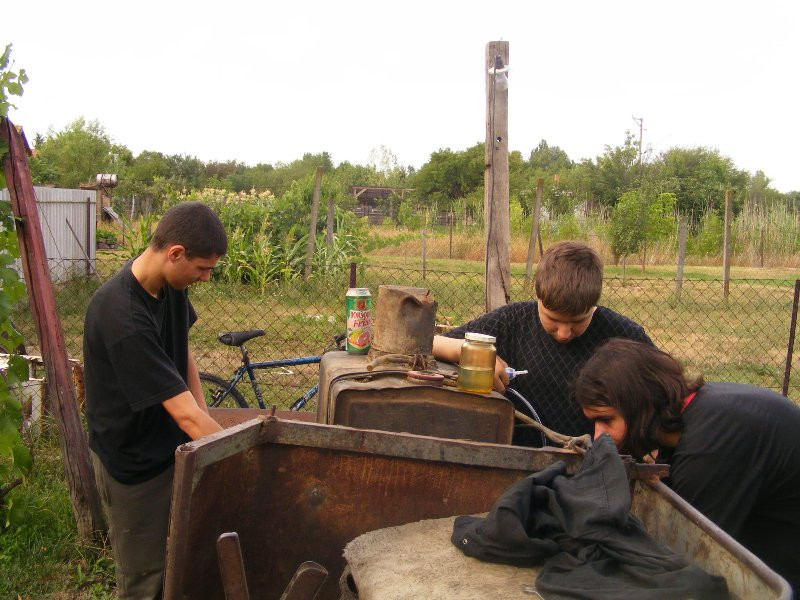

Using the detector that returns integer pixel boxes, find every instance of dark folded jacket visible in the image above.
[451,434,729,600]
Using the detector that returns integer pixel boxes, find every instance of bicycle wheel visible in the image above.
[199,372,248,408]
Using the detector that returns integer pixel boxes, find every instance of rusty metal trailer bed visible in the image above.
[163,414,790,600]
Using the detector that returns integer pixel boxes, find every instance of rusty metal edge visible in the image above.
[646,480,792,599]
[183,416,582,475]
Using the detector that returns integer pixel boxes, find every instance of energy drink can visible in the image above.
[345,288,372,354]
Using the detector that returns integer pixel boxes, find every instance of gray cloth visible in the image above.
[452,435,729,599]
[91,450,173,600]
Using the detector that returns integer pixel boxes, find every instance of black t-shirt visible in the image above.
[84,261,196,484]
[444,301,651,442]
[661,382,800,593]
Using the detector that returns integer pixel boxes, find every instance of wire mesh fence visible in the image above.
[10,255,800,411]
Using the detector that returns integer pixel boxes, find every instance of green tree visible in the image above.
[527,139,573,173]
[590,131,639,209]
[411,143,484,212]
[29,118,126,188]
[658,147,736,220]
[268,152,334,197]
[609,190,675,277]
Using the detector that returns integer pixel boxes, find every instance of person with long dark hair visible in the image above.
[573,338,800,593]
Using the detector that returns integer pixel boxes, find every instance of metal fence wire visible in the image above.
[10,256,800,411]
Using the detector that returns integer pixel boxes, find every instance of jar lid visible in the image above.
[464,332,496,343]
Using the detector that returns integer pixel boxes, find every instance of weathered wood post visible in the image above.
[304,166,323,280]
[448,209,453,259]
[326,197,334,246]
[484,41,511,311]
[722,189,732,300]
[422,229,427,281]
[524,178,544,286]
[676,217,687,300]
[1,118,106,541]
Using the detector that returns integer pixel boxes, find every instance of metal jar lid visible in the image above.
[464,332,496,344]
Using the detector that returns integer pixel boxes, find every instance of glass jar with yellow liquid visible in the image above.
[457,332,497,394]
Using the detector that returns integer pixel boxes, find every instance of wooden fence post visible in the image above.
[722,189,732,301]
[676,217,687,300]
[525,178,544,285]
[1,118,106,542]
[304,166,324,281]
[422,229,427,281]
[326,197,334,246]
[448,210,453,259]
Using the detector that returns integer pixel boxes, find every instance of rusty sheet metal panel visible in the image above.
[316,351,514,444]
[632,481,790,599]
[164,417,581,600]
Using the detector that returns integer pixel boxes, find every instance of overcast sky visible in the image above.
[3,0,799,192]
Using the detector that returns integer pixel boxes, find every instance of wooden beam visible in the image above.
[0,117,106,541]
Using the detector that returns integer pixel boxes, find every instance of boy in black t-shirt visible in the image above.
[84,202,227,599]
[433,241,651,443]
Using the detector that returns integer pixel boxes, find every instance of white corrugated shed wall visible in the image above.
[0,186,97,282]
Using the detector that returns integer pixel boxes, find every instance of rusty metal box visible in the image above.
[316,351,514,444]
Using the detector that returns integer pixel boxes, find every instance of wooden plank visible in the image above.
[0,117,106,541]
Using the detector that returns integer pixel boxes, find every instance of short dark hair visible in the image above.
[573,338,703,459]
[534,241,602,315]
[149,202,227,258]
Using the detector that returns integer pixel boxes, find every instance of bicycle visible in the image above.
[199,329,345,411]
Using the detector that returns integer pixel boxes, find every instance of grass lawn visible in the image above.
[0,420,115,599]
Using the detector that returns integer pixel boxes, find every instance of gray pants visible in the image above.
[91,451,173,600]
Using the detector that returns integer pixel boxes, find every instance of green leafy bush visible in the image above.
[0,43,32,529]
[96,229,118,245]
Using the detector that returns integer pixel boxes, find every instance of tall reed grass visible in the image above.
[370,204,800,268]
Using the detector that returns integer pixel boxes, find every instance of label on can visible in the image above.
[346,288,372,354]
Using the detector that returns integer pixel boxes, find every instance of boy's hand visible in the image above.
[493,356,509,392]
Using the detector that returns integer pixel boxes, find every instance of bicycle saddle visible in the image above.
[217,330,266,346]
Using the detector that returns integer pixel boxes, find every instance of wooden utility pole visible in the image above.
[524,178,544,285]
[722,189,732,300]
[1,118,105,541]
[484,40,511,312]
[304,166,323,280]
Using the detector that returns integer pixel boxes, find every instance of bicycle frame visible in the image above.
[222,355,322,410]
